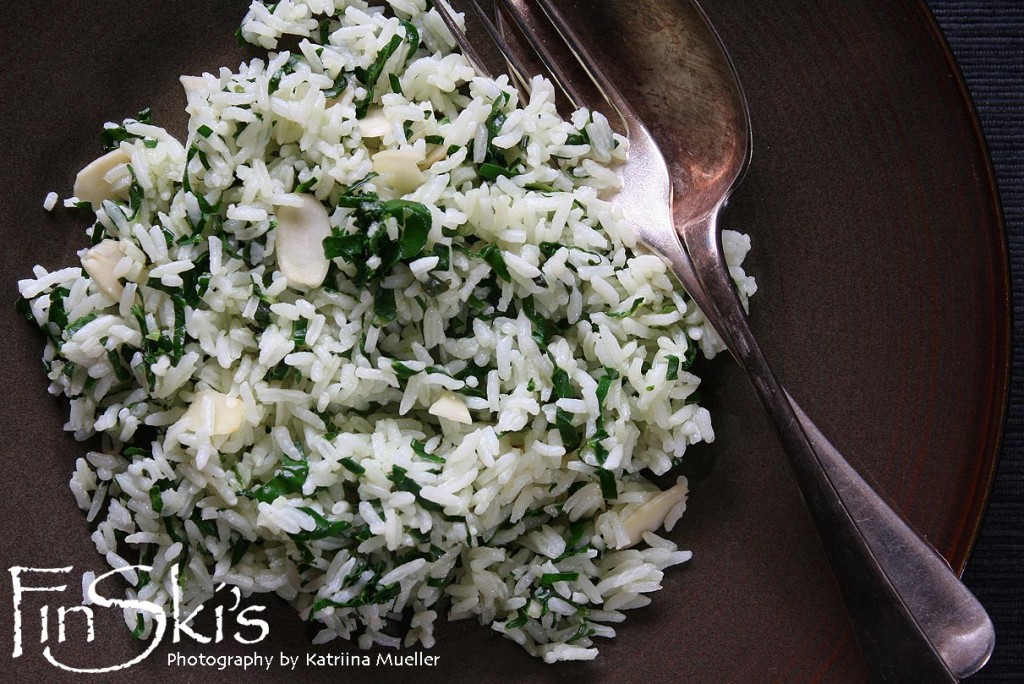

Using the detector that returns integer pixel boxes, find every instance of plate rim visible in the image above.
[910,0,1013,574]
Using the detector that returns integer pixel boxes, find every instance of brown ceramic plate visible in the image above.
[0,0,1008,682]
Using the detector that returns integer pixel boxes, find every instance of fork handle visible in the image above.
[674,210,992,682]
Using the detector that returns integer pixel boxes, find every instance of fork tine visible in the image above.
[465,0,535,96]
[501,0,639,133]
[433,0,495,79]
[493,0,588,111]
[433,0,533,99]
[435,0,608,117]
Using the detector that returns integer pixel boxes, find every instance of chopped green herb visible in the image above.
[391,361,417,380]
[551,363,582,451]
[565,130,589,146]
[107,348,132,382]
[666,355,680,381]
[292,318,308,348]
[478,162,517,181]
[390,199,431,260]
[525,182,556,192]
[323,72,348,99]
[567,518,589,550]
[521,296,557,346]
[388,465,442,512]
[64,313,99,339]
[540,572,579,587]
[290,507,351,541]
[230,538,251,566]
[505,607,530,630]
[388,72,402,95]
[100,107,153,151]
[566,620,596,644]
[340,457,365,475]
[556,408,581,452]
[295,176,317,193]
[317,18,332,44]
[400,20,419,61]
[243,453,308,504]
[149,479,174,514]
[170,294,186,363]
[598,469,617,501]
[372,284,397,327]
[604,297,644,319]
[353,21,417,118]
[126,166,145,221]
[131,614,146,639]
[190,507,218,539]
[479,244,510,282]
[324,195,431,289]
[250,281,273,329]
[551,367,573,399]
[595,369,619,407]
[683,342,697,371]
[47,287,71,329]
[182,142,220,214]
[268,53,301,95]
[322,232,365,261]
[411,439,445,464]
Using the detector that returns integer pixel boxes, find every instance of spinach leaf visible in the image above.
[100,107,153,151]
[666,355,680,381]
[326,193,431,277]
[411,439,445,464]
[604,297,644,319]
[243,453,309,504]
[388,465,442,512]
[353,21,418,118]
[479,243,510,282]
[598,469,617,501]
[540,572,579,587]
[386,199,431,260]
[372,284,397,327]
[290,507,351,542]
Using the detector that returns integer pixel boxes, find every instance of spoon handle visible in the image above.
[672,210,993,681]
[788,396,995,680]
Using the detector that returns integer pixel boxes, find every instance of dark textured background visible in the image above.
[0,1,1016,681]
[928,0,1024,681]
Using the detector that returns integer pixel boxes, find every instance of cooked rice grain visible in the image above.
[17,0,756,662]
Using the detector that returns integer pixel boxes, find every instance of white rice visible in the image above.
[16,0,756,662]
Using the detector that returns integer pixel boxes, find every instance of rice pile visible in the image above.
[16,0,756,663]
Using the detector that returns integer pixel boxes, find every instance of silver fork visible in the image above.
[434,0,994,680]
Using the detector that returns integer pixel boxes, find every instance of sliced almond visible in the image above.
[181,390,246,436]
[372,149,425,195]
[74,148,132,207]
[428,392,472,424]
[358,106,390,138]
[81,239,127,301]
[275,193,332,289]
[418,143,449,170]
[620,481,689,548]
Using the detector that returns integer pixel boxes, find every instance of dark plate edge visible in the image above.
[910,0,1013,575]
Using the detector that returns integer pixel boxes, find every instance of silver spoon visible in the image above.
[632,3,996,679]
[437,0,996,679]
